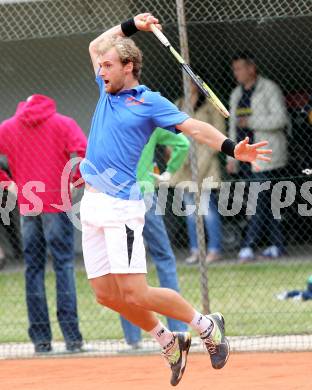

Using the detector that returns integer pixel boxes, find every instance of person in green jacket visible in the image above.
[120,127,190,348]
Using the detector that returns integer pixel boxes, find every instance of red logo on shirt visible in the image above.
[125,96,145,106]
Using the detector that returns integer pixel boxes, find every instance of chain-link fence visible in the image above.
[0,0,312,358]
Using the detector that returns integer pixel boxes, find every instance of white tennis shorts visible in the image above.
[80,189,147,279]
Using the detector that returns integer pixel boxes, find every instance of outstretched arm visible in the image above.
[177,118,227,151]
[89,13,160,74]
[177,118,272,170]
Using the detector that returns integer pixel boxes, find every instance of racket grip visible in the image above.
[150,24,170,47]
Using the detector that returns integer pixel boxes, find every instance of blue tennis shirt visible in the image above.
[80,76,189,199]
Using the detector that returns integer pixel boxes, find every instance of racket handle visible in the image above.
[150,24,170,47]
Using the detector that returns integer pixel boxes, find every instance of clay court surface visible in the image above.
[1,352,311,390]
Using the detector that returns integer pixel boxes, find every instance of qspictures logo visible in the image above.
[2,158,312,232]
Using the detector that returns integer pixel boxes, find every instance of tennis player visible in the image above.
[80,13,272,386]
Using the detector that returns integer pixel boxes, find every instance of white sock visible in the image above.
[149,321,174,348]
[189,311,213,336]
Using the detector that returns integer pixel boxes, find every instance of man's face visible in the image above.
[98,48,128,94]
[232,59,256,85]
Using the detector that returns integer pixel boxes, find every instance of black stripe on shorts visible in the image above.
[125,225,134,266]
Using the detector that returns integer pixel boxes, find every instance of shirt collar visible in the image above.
[117,85,150,96]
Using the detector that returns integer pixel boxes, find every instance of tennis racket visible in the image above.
[150,24,230,118]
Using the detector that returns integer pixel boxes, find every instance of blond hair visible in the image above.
[97,36,143,80]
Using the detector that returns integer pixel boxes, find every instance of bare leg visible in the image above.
[90,274,158,331]
[114,274,195,323]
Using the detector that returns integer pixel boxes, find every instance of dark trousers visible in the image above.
[241,169,285,252]
[22,212,82,345]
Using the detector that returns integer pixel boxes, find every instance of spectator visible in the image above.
[0,94,86,353]
[171,83,226,264]
[120,127,189,349]
[302,94,312,126]
[0,157,23,270]
[227,52,290,261]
